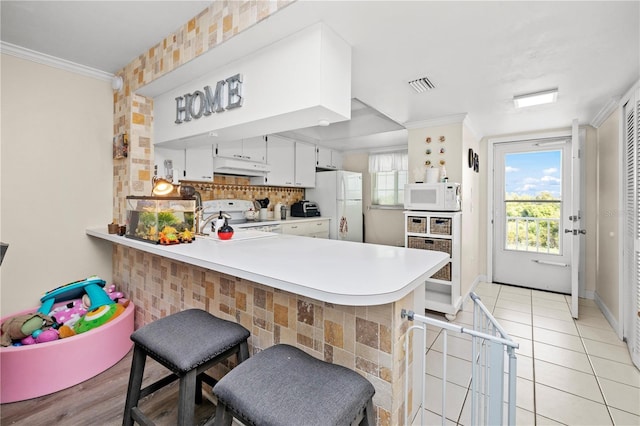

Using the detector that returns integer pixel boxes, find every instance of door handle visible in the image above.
[564,229,587,235]
[532,259,569,267]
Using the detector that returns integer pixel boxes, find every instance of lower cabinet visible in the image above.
[404,211,461,320]
[282,219,329,238]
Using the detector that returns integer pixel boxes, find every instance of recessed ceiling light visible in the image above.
[513,88,558,108]
[408,77,435,93]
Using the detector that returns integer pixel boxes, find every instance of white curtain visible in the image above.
[368,151,408,173]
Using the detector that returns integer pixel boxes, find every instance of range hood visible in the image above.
[212,157,271,176]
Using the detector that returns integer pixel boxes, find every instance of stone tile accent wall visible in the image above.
[112,0,294,223]
[113,244,420,426]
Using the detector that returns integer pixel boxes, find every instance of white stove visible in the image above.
[202,199,254,224]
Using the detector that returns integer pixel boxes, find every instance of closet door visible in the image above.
[623,90,640,370]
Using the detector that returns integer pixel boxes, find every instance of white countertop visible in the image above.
[86,227,448,306]
[234,216,329,228]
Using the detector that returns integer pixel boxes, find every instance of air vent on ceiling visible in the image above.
[408,77,435,93]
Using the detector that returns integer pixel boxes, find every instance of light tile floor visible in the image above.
[412,282,640,425]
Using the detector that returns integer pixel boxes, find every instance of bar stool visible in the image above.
[211,344,376,426]
[122,309,250,426]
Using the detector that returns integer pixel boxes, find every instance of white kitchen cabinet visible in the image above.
[316,146,343,170]
[404,211,461,320]
[294,141,316,187]
[215,136,266,163]
[282,219,329,238]
[265,135,295,186]
[184,146,214,181]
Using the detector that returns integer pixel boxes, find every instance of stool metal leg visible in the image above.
[123,346,147,426]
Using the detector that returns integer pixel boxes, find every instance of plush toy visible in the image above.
[1,313,55,347]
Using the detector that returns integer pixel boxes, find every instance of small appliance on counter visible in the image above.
[290,200,321,217]
[404,182,461,211]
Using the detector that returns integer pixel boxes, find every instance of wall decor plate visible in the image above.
[468,148,474,168]
[474,153,479,172]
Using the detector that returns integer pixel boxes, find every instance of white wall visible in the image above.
[0,55,113,315]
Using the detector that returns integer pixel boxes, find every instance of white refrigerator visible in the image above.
[306,171,363,242]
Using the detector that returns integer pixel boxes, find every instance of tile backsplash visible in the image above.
[183,175,304,213]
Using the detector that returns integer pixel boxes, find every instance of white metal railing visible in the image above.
[401,292,519,425]
[506,216,560,253]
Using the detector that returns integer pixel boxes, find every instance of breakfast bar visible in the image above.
[87,228,448,425]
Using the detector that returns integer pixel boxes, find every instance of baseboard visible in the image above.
[594,292,622,338]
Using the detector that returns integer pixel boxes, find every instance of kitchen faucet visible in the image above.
[198,210,231,235]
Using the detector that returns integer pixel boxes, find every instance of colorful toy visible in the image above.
[58,324,76,339]
[21,328,59,345]
[37,276,113,315]
[49,299,88,329]
[74,304,125,334]
[82,284,125,308]
[1,313,55,347]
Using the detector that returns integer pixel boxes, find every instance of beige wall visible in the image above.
[342,152,405,246]
[460,121,481,296]
[595,111,620,318]
[408,120,482,297]
[0,55,113,315]
[408,124,463,184]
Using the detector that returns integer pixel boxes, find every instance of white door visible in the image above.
[493,137,573,293]
[623,92,640,369]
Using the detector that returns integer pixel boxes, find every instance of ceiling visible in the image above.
[1,1,638,151]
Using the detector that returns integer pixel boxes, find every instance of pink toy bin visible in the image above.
[0,302,134,404]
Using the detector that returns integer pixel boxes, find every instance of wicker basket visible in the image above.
[431,262,452,281]
[407,216,427,233]
[430,217,452,235]
[407,236,452,255]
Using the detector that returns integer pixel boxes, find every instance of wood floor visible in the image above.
[0,349,218,425]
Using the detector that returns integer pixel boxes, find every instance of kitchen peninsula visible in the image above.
[87,228,448,425]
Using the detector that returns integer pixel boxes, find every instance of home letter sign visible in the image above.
[174,73,244,124]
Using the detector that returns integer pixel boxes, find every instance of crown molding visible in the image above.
[403,113,468,130]
[0,41,113,82]
[590,96,621,128]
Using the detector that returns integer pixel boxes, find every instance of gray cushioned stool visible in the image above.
[123,309,250,426]
[211,344,376,426]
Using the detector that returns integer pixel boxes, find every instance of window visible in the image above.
[369,151,408,207]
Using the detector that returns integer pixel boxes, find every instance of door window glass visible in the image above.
[504,150,562,254]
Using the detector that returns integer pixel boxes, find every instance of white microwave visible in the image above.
[404,182,461,211]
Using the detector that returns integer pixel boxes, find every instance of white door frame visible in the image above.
[487,129,586,298]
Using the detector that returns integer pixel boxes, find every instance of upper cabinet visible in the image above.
[295,141,316,187]
[185,146,214,181]
[316,146,343,170]
[264,135,295,186]
[252,136,316,187]
[215,136,266,163]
